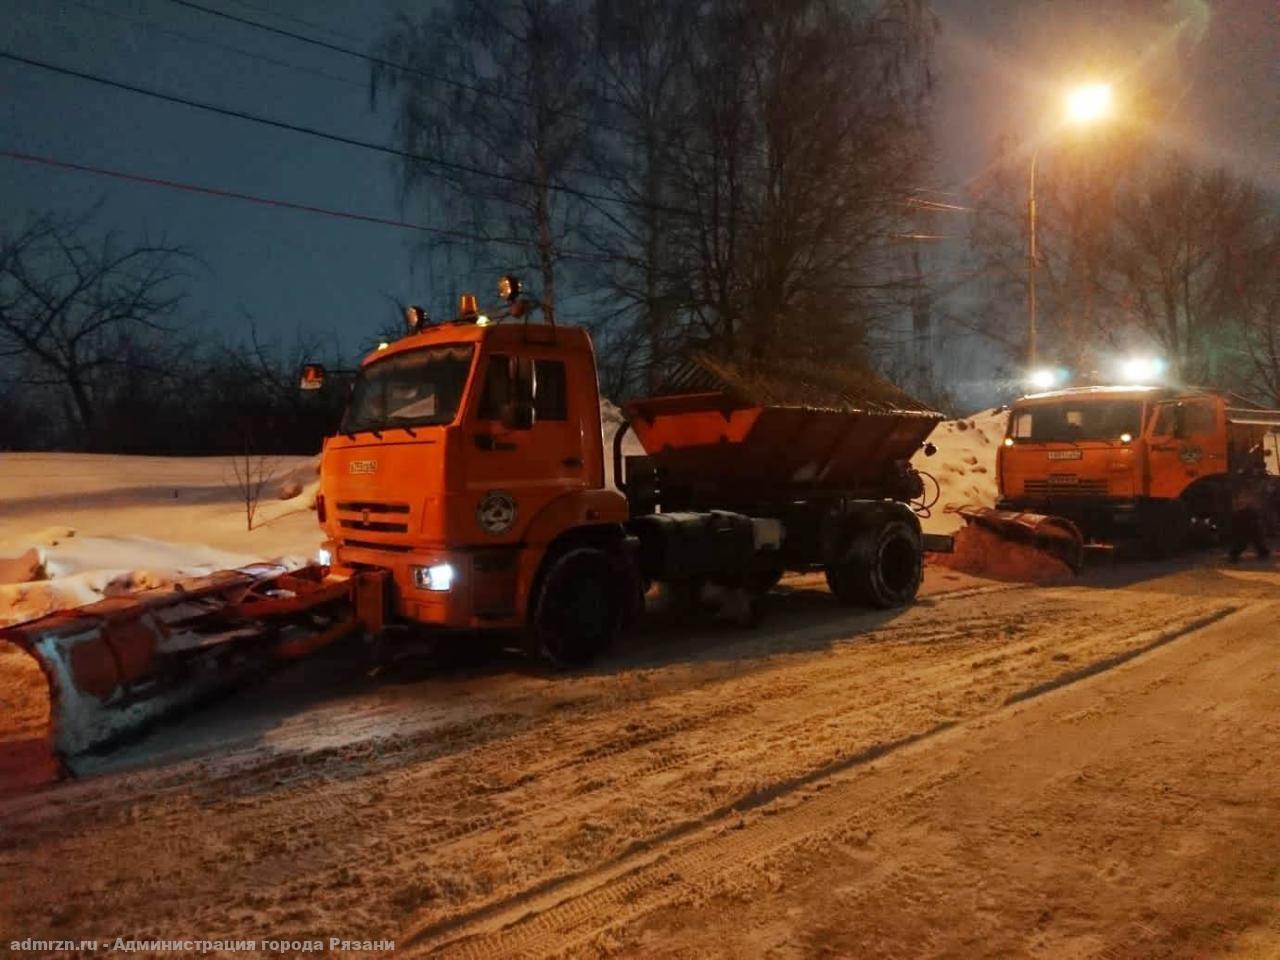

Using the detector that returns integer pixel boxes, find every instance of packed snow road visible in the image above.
[1,557,1277,958]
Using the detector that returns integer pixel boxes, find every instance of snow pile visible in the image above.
[912,407,1008,535]
[0,528,266,627]
[0,454,322,629]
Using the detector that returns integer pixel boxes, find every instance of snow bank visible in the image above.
[0,453,322,628]
[912,408,1007,534]
[0,529,268,627]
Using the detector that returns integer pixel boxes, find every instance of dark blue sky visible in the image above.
[3,0,1276,366]
[3,0,410,359]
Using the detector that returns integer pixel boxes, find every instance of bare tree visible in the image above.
[966,132,1134,372]
[0,212,189,447]
[589,0,697,391]
[966,143,1278,389]
[590,0,938,384]
[372,0,598,323]
[228,439,280,532]
[1104,156,1275,384]
[1238,226,1280,404]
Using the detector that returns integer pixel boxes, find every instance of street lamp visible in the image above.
[1027,82,1114,369]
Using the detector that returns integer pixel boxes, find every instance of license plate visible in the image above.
[349,459,378,474]
[1046,450,1083,461]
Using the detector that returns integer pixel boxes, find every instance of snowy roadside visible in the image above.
[0,454,321,627]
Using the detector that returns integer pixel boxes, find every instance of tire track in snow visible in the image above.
[403,603,1243,957]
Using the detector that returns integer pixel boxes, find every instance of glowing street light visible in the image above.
[1027,82,1116,370]
[1065,83,1113,124]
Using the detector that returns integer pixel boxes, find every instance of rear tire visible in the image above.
[825,517,922,608]
[531,545,633,667]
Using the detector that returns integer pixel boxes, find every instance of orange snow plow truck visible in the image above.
[957,385,1280,568]
[4,277,952,764]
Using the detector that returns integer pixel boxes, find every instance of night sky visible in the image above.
[2,0,1277,365]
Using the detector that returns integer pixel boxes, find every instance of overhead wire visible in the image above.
[0,147,609,261]
[161,0,973,211]
[163,0,622,140]
[0,48,703,219]
[62,0,368,93]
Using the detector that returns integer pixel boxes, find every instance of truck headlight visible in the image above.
[317,547,332,567]
[413,563,455,592]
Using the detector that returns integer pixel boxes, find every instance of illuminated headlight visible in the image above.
[317,547,332,567]
[413,563,455,592]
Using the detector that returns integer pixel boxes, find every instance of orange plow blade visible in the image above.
[951,506,1085,573]
[0,566,384,768]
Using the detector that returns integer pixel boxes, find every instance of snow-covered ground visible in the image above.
[0,454,320,627]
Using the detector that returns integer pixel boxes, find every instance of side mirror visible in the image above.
[299,363,326,391]
[1172,405,1187,439]
[505,356,536,431]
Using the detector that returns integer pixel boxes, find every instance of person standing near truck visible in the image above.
[1226,464,1274,562]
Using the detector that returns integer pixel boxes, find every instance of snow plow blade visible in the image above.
[953,506,1085,572]
[0,565,386,764]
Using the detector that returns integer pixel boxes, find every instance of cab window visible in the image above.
[534,360,567,421]
[476,355,567,421]
[477,354,512,420]
[1182,401,1216,435]
[1152,400,1215,437]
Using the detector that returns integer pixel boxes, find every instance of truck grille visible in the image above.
[341,538,412,553]
[1023,477,1109,498]
[336,501,411,534]
[336,501,409,514]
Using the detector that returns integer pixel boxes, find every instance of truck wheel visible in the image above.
[532,546,632,667]
[825,518,922,608]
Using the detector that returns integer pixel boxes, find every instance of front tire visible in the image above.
[825,518,923,608]
[531,545,633,667]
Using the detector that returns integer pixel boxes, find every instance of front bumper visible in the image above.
[324,540,523,631]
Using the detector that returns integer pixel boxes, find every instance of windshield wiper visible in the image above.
[398,425,417,437]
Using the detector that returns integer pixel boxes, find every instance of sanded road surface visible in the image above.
[1,559,1276,958]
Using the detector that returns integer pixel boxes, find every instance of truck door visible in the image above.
[466,351,587,535]
[1146,398,1225,500]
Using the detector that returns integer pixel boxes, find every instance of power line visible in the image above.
[63,0,366,92]
[0,48,699,219]
[160,0,965,219]
[214,0,372,47]
[164,0,606,137]
[0,147,606,261]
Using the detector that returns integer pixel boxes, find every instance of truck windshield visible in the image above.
[342,345,474,433]
[1010,400,1143,443]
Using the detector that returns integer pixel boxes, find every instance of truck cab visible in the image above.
[998,385,1276,549]
[306,280,948,663]
[315,308,630,647]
